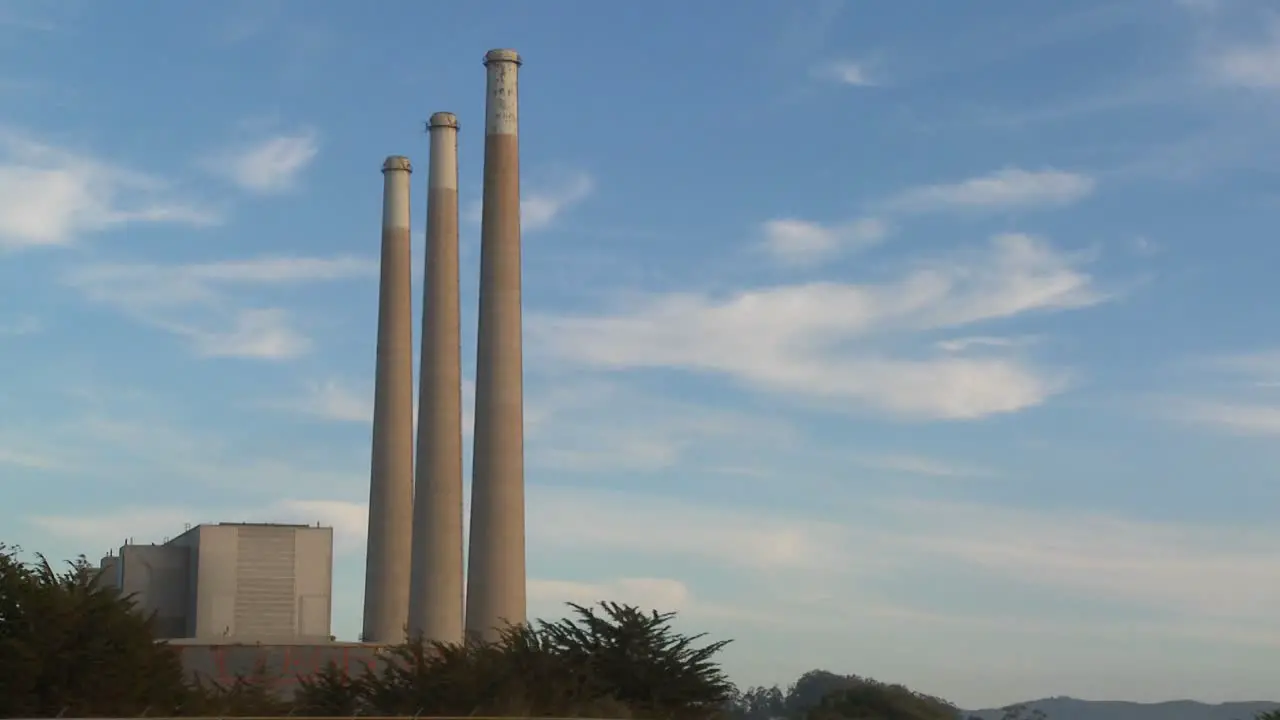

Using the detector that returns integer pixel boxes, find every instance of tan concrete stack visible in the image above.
[465,48,528,641]
[408,112,465,645]
[362,156,416,644]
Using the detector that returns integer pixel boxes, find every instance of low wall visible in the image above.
[172,642,389,693]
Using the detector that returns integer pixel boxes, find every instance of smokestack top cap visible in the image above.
[382,155,412,173]
[429,112,460,129]
[484,49,522,66]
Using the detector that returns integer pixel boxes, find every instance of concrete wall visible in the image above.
[167,524,333,641]
[173,642,387,695]
[118,544,190,638]
[187,525,238,638]
[97,555,120,589]
[294,526,334,639]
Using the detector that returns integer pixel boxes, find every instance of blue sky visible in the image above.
[3,0,1280,709]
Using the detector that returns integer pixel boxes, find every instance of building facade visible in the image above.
[99,522,333,642]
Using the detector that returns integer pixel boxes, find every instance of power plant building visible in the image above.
[98,523,334,642]
[94,49,535,692]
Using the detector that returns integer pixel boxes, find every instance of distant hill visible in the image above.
[966,697,1280,720]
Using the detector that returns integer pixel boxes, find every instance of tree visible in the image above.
[293,660,366,716]
[1001,703,1048,720]
[355,601,733,718]
[0,544,192,717]
[786,670,868,717]
[540,602,735,720]
[804,677,958,720]
[729,684,788,720]
[185,660,293,717]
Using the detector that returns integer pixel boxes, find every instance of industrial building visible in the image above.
[98,522,333,642]
[96,48,532,691]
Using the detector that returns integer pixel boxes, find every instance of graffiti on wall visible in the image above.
[176,644,387,691]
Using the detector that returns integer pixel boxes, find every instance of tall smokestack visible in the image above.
[466,48,527,641]
[408,113,464,645]
[362,156,415,644]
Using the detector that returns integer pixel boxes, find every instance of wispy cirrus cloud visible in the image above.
[852,453,993,478]
[0,446,61,471]
[0,315,41,337]
[524,172,594,230]
[273,378,374,423]
[758,217,888,268]
[1202,20,1280,90]
[0,129,220,251]
[758,167,1093,270]
[466,171,595,232]
[201,129,319,194]
[64,255,377,360]
[1169,349,1280,436]
[813,59,880,87]
[531,233,1106,420]
[33,479,1280,634]
[881,168,1096,214]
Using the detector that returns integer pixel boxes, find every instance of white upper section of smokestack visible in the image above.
[381,156,412,229]
[484,49,521,136]
[428,114,459,191]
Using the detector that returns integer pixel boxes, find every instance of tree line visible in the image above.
[1,542,1011,719]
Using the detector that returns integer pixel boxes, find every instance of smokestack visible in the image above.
[362,156,415,644]
[408,113,464,645]
[465,48,527,641]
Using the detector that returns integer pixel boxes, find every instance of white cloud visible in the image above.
[758,168,1093,270]
[466,171,595,232]
[530,486,852,573]
[203,130,319,194]
[853,453,992,478]
[521,378,798,473]
[1206,24,1280,89]
[815,59,879,86]
[31,477,1280,645]
[529,486,1280,633]
[64,255,376,360]
[530,233,1106,420]
[0,315,41,336]
[1177,0,1223,12]
[523,172,594,230]
[1213,349,1280,382]
[185,308,312,360]
[0,446,60,471]
[30,497,369,554]
[1177,400,1280,436]
[883,168,1096,214]
[529,578,692,613]
[759,217,887,268]
[272,499,368,552]
[31,507,195,549]
[935,335,1040,353]
[893,497,1280,622]
[0,129,219,251]
[277,379,374,423]
[1170,349,1280,436]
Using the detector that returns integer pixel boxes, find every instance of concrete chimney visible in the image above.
[465,48,527,641]
[408,113,465,645]
[362,155,415,644]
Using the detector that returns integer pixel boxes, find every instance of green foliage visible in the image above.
[293,660,365,716]
[805,677,958,720]
[1000,703,1048,720]
[725,670,961,720]
[185,661,293,717]
[1,540,982,720]
[328,603,734,718]
[0,544,192,717]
